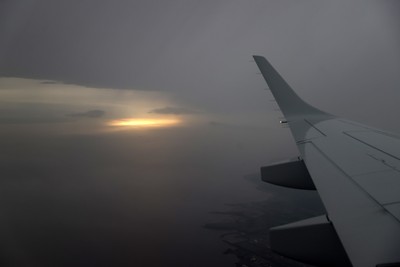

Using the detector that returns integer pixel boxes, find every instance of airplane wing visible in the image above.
[253,55,400,267]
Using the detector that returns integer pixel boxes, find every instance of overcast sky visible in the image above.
[0,1,400,266]
[1,0,400,126]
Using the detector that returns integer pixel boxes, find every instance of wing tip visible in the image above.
[252,55,265,60]
[252,54,331,118]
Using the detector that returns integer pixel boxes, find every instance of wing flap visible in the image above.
[353,171,400,205]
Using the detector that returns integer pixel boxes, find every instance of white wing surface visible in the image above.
[254,55,400,267]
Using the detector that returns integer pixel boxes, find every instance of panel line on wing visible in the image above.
[366,154,400,172]
[343,131,400,161]
[304,119,326,136]
[383,201,400,207]
[350,169,395,178]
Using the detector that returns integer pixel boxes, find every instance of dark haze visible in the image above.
[0,1,400,266]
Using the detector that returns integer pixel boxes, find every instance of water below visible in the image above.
[0,126,324,266]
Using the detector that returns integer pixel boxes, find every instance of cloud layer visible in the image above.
[148,106,197,115]
[67,110,105,118]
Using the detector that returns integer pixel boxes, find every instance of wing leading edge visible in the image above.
[253,55,400,267]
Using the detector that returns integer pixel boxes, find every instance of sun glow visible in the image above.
[107,118,181,128]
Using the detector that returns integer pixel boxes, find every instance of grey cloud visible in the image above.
[208,121,229,127]
[67,110,105,118]
[41,80,58,85]
[0,0,224,90]
[148,106,198,115]
[0,102,69,124]
[207,121,252,129]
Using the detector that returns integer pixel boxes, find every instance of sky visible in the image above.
[0,1,400,266]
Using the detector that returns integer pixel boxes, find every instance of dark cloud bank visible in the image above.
[148,106,197,115]
[67,110,105,118]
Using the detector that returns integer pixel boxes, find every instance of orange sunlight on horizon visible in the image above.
[107,118,181,128]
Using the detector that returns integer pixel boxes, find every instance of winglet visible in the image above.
[253,55,329,118]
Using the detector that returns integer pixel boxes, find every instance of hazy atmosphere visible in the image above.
[0,1,400,266]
